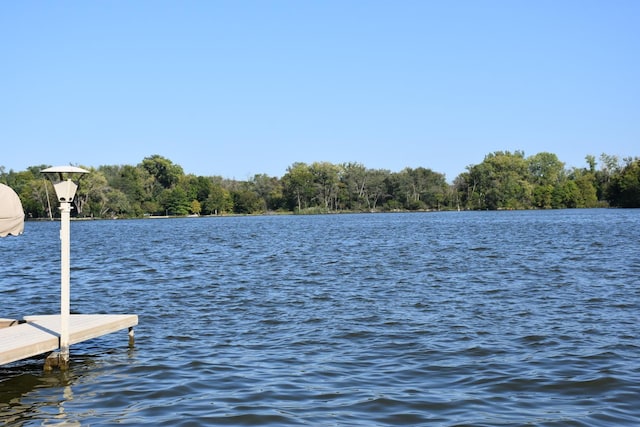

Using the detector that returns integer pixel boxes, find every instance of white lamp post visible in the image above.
[41,166,89,369]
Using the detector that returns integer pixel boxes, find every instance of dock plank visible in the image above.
[0,314,138,366]
[0,322,59,366]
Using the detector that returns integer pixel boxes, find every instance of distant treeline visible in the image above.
[1,151,639,218]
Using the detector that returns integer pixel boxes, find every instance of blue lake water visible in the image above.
[1,209,639,426]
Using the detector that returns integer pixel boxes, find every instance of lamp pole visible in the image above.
[41,166,89,370]
[59,194,72,368]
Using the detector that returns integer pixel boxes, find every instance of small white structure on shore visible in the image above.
[1,167,138,370]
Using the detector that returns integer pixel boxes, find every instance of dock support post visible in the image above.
[59,200,72,370]
[44,351,69,372]
[128,327,135,347]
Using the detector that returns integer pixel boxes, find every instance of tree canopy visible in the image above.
[1,152,638,219]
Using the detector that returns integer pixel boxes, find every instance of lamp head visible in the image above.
[41,166,90,203]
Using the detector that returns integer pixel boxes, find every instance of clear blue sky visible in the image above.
[2,1,638,182]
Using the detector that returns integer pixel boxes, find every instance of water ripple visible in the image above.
[2,210,640,425]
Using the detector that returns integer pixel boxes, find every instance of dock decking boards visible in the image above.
[0,314,138,366]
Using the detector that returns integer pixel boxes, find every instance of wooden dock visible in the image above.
[0,314,138,367]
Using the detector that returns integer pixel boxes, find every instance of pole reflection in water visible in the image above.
[1,356,103,424]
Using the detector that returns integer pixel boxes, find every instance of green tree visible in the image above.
[203,184,233,214]
[232,187,264,214]
[77,168,111,217]
[72,167,110,217]
[282,162,314,212]
[532,184,554,209]
[102,188,132,217]
[190,200,202,215]
[363,169,390,211]
[567,166,599,208]
[159,187,191,215]
[191,176,216,203]
[528,152,565,186]
[394,168,422,209]
[464,151,532,210]
[2,168,51,218]
[251,174,284,211]
[552,180,581,208]
[24,177,53,218]
[395,167,447,210]
[339,162,368,210]
[182,175,200,199]
[597,153,621,201]
[606,157,640,207]
[140,155,184,189]
[100,164,147,215]
[309,161,340,211]
[585,154,596,173]
[453,171,476,210]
